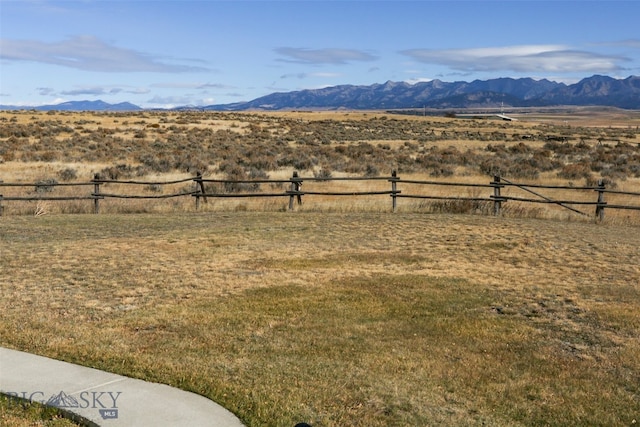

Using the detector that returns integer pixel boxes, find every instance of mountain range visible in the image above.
[0,99,141,112]
[2,75,639,111]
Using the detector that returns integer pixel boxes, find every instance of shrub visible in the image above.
[248,167,269,180]
[420,199,491,215]
[138,154,172,173]
[222,165,267,193]
[57,168,78,181]
[528,152,561,171]
[429,167,455,178]
[586,176,618,189]
[478,159,503,177]
[509,142,532,154]
[313,167,333,180]
[557,163,592,180]
[507,162,540,179]
[99,164,147,180]
[34,178,58,193]
[174,155,209,174]
[364,164,380,177]
[479,158,539,179]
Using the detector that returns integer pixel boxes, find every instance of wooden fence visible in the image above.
[1,171,639,220]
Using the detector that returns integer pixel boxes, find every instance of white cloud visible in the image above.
[147,95,193,104]
[59,85,150,96]
[280,72,342,80]
[37,87,56,96]
[594,39,640,49]
[151,82,230,90]
[275,47,378,65]
[0,35,209,73]
[146,94,217,108]
[400,45,628,74]
[61,87,108,96]
[311,72,342,78]
[280,73,309,80]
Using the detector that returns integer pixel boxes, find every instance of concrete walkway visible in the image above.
[0,347,245,427]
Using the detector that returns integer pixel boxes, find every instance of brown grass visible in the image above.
[1,212,639,426]
[0,393,80,426]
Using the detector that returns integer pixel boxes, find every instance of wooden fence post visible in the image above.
[390,170,398,212]
[194,171,207,210]
[595,179,606,221]
[195,174,200,210]
[92,174,101,214]
[289,171,302,211]
[491,175,503,216]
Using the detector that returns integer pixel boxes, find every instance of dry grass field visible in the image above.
[1,108,639,426]
[1,212,639,426]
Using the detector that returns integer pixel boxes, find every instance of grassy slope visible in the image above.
[1,212,638,426]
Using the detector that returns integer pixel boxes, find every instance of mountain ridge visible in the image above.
[0,99,141,111]
[203,75,638,111]
[1,75,638,111]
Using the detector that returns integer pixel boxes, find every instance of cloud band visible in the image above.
[0,35,207,73]
[400,45,628,73]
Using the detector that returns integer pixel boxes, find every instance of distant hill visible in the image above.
[2,75,638,111]
[0,100,141,111]
[203,75,639,111]
[538,75,640,109]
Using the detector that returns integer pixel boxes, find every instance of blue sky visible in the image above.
[1,0,639,108]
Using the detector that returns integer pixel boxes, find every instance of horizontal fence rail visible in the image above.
[1,171,639,220]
